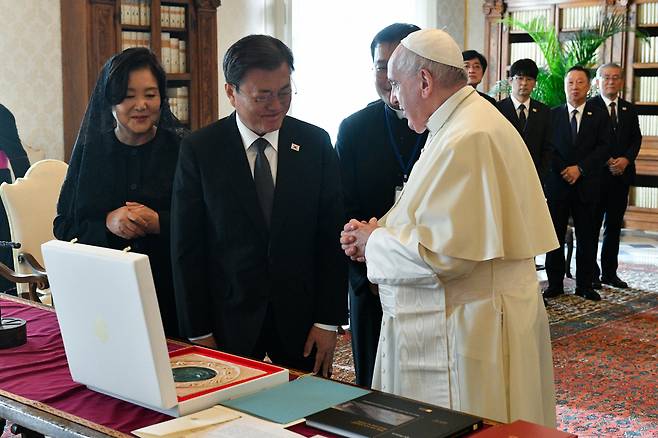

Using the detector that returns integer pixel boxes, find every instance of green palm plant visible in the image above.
[501,10,646,107]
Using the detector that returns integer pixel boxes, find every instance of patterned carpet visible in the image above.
[332,262,658,437]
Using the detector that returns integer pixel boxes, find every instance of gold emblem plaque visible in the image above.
[170,353,267,397]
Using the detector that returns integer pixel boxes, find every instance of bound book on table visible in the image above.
[474,420,577,437]
[305,391,482,438]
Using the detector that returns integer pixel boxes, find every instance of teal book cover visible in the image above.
[221,376,371,424]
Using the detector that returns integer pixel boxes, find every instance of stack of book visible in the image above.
[636,36,658,63]
[121,31,151,50]
[635,77,658,103]
[561,5,602,30]
[161,33,187,74]
[161,5,186,28]
[121,0,151,26]
[638,2,658,26]
[639,115,658,136]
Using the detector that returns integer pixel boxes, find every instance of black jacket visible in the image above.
[588,95,642,185]
[171,113,347,358]
[496,97,553,182]
[336,100,427,293]
[545,102,611,202]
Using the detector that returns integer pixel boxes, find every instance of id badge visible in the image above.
[394,185,404,203]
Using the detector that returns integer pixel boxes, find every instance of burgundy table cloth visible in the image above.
[0,296,179,437]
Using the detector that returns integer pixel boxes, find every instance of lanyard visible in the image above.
[383,106,424,182]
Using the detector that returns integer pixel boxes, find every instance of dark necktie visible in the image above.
[570,109,578,144]
[609,102,617,131]
[252,138,274,227]
[517,103,527,132]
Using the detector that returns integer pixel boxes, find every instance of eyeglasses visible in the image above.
[600,75,622,82]
[512,75,535,83]
[232,82,296,105]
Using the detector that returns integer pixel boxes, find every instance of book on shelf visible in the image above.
[510,42,547,67]
[179,40,187,73]
[121,0,151,26]
[634,77,658,103]
[509,9,549,30]
[161,5,186,29]
[561,5,602,30]
[636,36,658,63]
[639,115,658,136]
[161,33,186,74]
[638,2,658,26]
[122,31,151,50]
[474,419,577,437]
[632,187,658,209]
[305,391,483,438]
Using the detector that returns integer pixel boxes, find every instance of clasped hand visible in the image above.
[339,217,379,263]
[607,157,629,176]
[106,202,160,240]
[560,165,581,185]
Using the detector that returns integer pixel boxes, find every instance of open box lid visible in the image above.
[42,239,178,410]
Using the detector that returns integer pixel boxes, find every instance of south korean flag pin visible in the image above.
[291,143,300,152]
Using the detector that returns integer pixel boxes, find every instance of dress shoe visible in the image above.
[601,276,629,289]
[542,286,564,298]
[592,280,602,290]
[575,287,601,301]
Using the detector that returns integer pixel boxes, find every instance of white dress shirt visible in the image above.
[566,101,587,132]
[510,95,530,120]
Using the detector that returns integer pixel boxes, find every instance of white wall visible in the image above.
[0,0,63,160]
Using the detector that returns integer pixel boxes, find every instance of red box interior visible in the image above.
[168,346,286,402]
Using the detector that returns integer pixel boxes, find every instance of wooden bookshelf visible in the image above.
[61,0,221,161]
[625,0,658,230]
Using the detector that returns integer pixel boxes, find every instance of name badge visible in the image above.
[394,185,404,203]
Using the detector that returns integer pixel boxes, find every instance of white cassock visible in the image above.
[366,86,560,427]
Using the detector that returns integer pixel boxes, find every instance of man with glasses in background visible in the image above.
[497,59,552,186]
[335,23,426,388]
[171,35,347,377]
[588,63,642,290]
[462,50,497,105]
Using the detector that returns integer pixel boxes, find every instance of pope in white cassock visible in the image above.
[340,28,560,427]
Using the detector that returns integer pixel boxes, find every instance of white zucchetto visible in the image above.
[401,29,464,69]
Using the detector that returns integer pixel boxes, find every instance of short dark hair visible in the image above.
[567,65,591,81]
[105,47,167,106]
[510,58,538,79]
[462,50,488,73]
[223,35,294,87]
[370,23,421,60]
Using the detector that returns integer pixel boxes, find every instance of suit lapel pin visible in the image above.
[532,108,537,113]
[291,143,300,152]
[622,106,628,111]
[587,111,592,116]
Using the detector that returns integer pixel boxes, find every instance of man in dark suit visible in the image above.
[336,23,427,388]
[171,35,347,377]
[462,50,497,105]
[543,66,611,301]
[589,62,642,289]
[496,59,552,183]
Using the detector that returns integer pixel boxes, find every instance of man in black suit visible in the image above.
[543,66,611,301]
[171,35,347,377]
[462,50,497,105]
[496,59,552,183]
[335,23,427,388]
[589,62,642,289]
